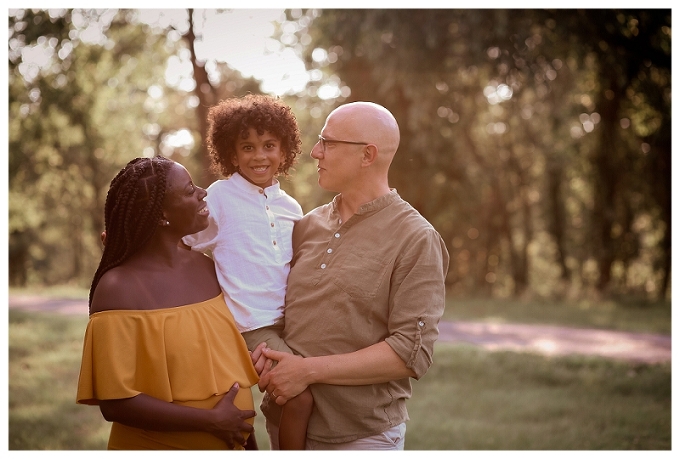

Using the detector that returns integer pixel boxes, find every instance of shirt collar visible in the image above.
[231,172,282,196]
[331,189,399,218]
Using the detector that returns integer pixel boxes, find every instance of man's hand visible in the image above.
[257,348,311,405]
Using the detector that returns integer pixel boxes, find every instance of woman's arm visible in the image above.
[99,383,255,449]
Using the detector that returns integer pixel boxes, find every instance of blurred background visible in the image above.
[7,8,671,301]
[6,7,672,451]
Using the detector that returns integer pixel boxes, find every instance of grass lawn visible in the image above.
[442,296,672,335]
[406,344,671,450]
[8,307,671,450]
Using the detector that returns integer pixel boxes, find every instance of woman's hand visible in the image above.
[257,349,311,405]
[206,383,257,449]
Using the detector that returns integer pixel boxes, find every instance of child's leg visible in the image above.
[278,387,313,450]
[241,324,314,449]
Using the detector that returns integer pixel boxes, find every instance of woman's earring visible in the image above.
[160,219,170,226]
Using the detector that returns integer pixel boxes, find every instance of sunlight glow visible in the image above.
[484,82,513,105]
[161,129,195,156]
[191,9,309,96]
[135,9,310,96]
[15,9,314,97]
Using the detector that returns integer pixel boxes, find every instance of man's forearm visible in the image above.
[259,341,417,402]
[303,341,416,386]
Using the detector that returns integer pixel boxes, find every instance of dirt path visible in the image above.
[438,321,670,364]
[8,295,671,364]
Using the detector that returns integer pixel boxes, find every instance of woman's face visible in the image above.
[231,127,285,188]
[162,162,209,236]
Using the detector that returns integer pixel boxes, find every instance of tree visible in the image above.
[8,8,293,287]
[292,8,670,298]
[544,9,671,296]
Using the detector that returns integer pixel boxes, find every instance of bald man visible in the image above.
[257,102,449,450]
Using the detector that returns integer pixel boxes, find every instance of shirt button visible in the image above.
[334,233,340,238]
[266,206,270,210]
[271,223,275,227]
[321,263,327,269]
[273,241,277,246]
[327,248,333,254]
[259,189,264,194]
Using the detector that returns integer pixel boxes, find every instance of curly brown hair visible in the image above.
[206,94,302,178]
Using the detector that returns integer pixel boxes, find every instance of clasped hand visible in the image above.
[250,343,310,406]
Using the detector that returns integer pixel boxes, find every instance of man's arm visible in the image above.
[258,341,415,405]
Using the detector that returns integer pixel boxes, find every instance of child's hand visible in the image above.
[249,342,273,376]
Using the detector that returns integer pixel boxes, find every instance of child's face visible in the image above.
[232,128,285,188]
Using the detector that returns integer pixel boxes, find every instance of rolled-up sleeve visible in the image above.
[384,229,450,379]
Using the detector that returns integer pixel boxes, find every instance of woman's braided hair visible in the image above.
[88,156,174,312]
[206,94,302,178]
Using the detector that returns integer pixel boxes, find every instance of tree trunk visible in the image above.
[592,79,620,292]
[185,9,218,187]
[546,160,570,281]
[649,123,672,299]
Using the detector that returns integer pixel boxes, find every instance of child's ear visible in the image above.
[231,155,239,167]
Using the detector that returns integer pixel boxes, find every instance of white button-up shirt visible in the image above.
[183,173,303,332]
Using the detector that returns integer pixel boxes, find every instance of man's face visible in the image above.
[310,115,366,192]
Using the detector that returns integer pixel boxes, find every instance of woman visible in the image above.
[76,156,261,450]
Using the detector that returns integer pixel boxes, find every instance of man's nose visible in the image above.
[311,141,323,159]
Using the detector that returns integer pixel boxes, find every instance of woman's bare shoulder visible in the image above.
[90,252,219,313]
[89,266,146,313]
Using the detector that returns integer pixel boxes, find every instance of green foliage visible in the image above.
[9,9,182,286]
[8,8,671,301]
[294,9,671,299]
[7,9,287,288]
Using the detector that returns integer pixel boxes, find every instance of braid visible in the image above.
[88,156,174,312]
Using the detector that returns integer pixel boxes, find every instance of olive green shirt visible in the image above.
[263,190,449,443]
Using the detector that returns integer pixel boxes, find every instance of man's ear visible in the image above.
[361,144,379,167]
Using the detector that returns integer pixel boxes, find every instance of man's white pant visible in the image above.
[266,420,406,450]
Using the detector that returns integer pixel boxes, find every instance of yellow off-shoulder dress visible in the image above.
[76,293,259,450]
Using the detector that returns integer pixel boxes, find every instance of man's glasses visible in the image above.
[317,135,368,152]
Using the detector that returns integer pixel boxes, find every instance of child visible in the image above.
[182,94,312,450]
